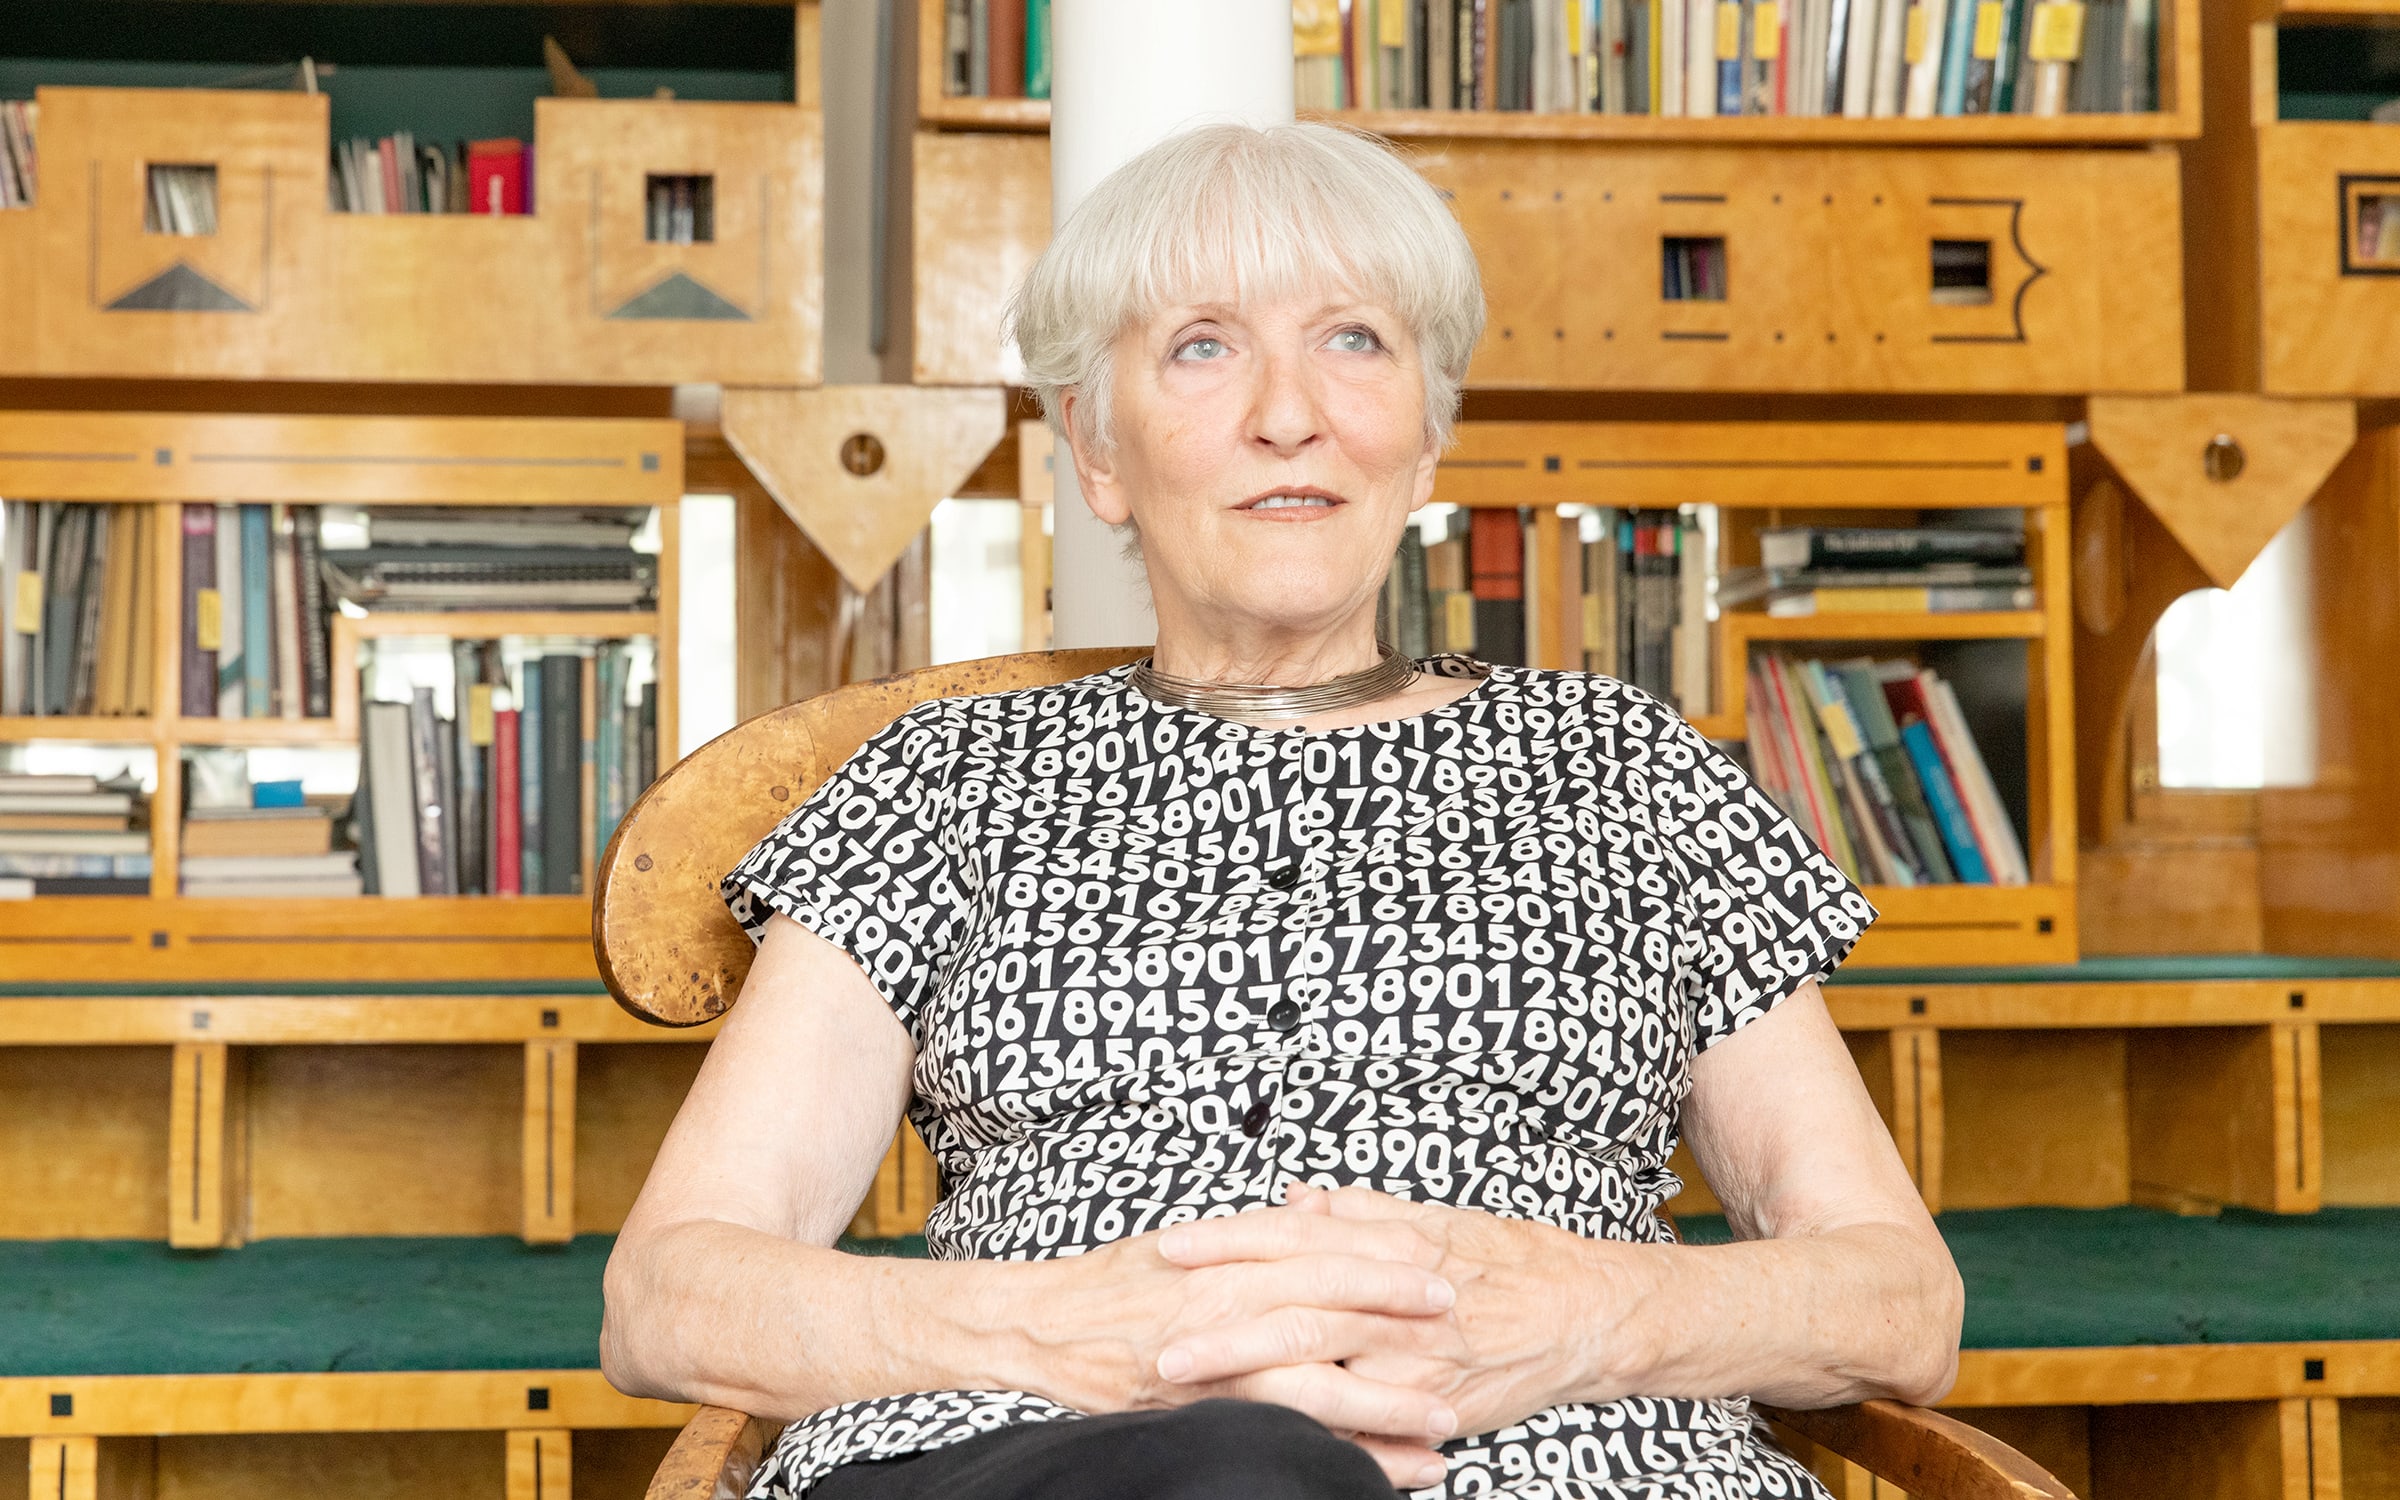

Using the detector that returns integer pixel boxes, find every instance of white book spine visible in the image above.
[1661,0,1688,113]
[1904,0,1949,115]
[1685,0,1717,114]
[1841,0,1880,114]
[365,700,423,897]
[1870,0,1910,113]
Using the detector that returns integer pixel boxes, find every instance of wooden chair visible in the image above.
[592,650,2076,1500]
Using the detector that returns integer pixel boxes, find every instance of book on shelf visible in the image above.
[318,505,657,613]
[1759,523,2023,570]
[388,137,531,216]
[0,100,35,209]
[165,504,336,721]
[945,0,1056,100]
[351,639,657,899]
[1744,649,2027,887]
[0,771,151,897]
[1,501,155,720]
[1248,0,2145,118]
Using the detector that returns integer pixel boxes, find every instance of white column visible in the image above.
[1046,0,1294,650]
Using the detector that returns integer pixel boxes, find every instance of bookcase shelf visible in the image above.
[2185,8,2400,393]
[915,0,2199,141]
[913,129,2184,392]
[0,410,684,981]
[0,87,823,387]
[1424,418,2075,966]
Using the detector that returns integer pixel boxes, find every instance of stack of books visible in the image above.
[2,502,157,720]
[144,164,217,235]
[320,506,657,613]
[1723,524,2032,617]
[0,772,150,897]
[0,100,34,209]
[941,0,1055,99]
[1375,506,1712,716]
[356,640,657,898]
[176,504,336,721]
[1287,0,2148,118]
[1746,651,2028,887]
[330,136,529,215]
[181,797,360,899]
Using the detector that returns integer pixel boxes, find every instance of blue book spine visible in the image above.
[239,505,272,717]
[1935,0,1978,114]
[1718,2,1743,114]
[518,659,544,896]
[1900,717,1991,883]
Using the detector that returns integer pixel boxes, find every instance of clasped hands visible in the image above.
[1055,1181,1607,1491]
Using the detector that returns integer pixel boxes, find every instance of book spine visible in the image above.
[293,506,331,717]
[1024,0,1052,96]
[240,505,272,718]
[180,505,217,718]
[542,653,581,896]
[270,505,301,719]
[1767,656,1858,878]
[989,0,1026,99]
[1935,0,1977,112]
[364,700,421,897]
[520,659,545,897]
[638,681,658,793]
[0,501,20,716]
[1900,716,1990,882]
[453,641,486,896]
[407,687,448,896]
[1467,507,1527,666]
[580,653,598,890]
[597,645,621,846]
[1927,674,2029,884]
[72,506,112,716]
[213,504,242,718]
[494,705,522,895]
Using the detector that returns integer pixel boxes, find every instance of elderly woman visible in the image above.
[602,122,1960,1500]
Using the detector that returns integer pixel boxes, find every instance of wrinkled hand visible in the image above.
[1036,1219,1459,1488]
[1155,1181,1606,1486]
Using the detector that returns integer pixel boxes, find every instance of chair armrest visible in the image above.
[1765,1400,2076,1500]
[646,1406,782,1500]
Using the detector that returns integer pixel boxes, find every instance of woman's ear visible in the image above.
[1060,391,1133,527]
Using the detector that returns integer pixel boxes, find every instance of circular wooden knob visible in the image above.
[2202,433,2246,483]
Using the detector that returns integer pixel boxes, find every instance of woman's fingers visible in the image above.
[1219,1359,1459,1455]
[1158,1303,1452,1394]
[1350,1433,1456,1493]
[1156,1204,1439,1270]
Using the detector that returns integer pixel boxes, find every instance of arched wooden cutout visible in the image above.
[720,385,1008,592]
[2071,472,2211,847]
[594,648,1146,1027]
[2085,395,2355,591]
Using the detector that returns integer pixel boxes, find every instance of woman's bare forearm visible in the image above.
[602,1219,1052,1421]
[1564,1218,1963,1411]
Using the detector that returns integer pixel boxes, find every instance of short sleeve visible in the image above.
[1642,696,1879,1053]
[719,702,973,1043]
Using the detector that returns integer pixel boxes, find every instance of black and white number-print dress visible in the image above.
[721,654,1878,1500]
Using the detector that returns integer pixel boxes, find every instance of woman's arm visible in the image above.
[1149,979,1962,1438]
[602,913,1464,1469]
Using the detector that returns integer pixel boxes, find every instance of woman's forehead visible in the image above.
[1139,280,1392,324]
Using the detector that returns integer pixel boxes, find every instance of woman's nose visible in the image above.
[1248,345,1326,455]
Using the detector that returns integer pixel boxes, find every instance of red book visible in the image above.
[377,137,402,216]
[988,0,1027,99]
[1466,508,1526,665]
[492,706,522,895]
[466,139,525,216]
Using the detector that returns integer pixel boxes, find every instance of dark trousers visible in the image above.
[807,1398,1405,1500]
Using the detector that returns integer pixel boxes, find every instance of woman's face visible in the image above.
[1064,288,1441,649]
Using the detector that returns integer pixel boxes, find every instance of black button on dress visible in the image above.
[722,655,1877,1500]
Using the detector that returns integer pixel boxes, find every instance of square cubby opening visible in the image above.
[145,163,218,235]
[645,174,715,244]
[1662,236,1727,301]
[1932,239,1994,306]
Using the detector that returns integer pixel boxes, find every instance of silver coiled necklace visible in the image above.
[1128,642,1420,728]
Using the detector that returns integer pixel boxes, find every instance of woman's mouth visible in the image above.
[1239,488,1344,515]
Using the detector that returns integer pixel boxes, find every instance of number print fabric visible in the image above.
[720,655,1877,1500]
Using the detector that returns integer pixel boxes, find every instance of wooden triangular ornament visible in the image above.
[2086,396,2355,590]
[720,386,1007,592]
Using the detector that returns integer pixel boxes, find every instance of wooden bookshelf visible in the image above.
[0,88,822,387]
[2181,5,2400,394]
[1432,419,2077,967]
[0,410,683,982]
[914,0,2201,140]
[913,129,2184,392]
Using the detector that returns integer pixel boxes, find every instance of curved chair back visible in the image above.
[593,648,1147,1026]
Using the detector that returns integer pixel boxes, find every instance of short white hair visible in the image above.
[1002,121,1485,462]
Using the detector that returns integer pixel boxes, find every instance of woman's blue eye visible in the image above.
[1176,337,1226,360]
[1331,328,1383,352]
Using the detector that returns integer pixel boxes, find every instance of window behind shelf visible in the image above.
[2153,517,2314,791]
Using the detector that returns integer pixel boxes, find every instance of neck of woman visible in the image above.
[1145,611,1388,688]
